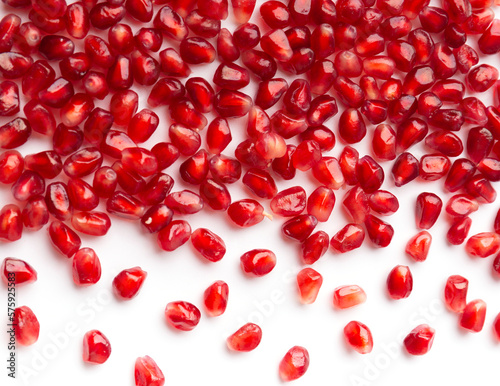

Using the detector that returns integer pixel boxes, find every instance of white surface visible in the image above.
[1,1,500,385]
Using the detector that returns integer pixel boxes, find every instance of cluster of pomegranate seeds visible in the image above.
[3,0,500,381]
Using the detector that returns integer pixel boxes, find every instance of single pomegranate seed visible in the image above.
[444,275,468,313]
[11,171,45,202]
[0,81,19,116]
[330,224,365,253]
[307,186,335,222]
[14,306,40,346]
[151,143,179,171]
[45,181,72,221]
[59,53,91,81]
[109,90,139,127]
[464,175,496,203]
[419,154,451,181]
[279,346,309,382]
[342,186,369,223]
[92,166,117,198]
[465,232,500,258]
[165,190,203,214]
[270,186,306,217]
[159,48,191,77]
[260,1,290,28]
[301,231,329,265]
[84,35,114,68]
[404,324,435,355]
[40,78,75,110]
[296,268,323,304]
[365,214,394,247]
[169,124,201,157]
[198,178,230,211]
[338,146,359,186]
[89,3,125,29]
[135,356,165,386]
[356,156,384,193]
[420,8,448,34]
[191,228,226,263]
[309,60,336,95]
[170,98,208,130]
[113,267,147,300]
[24,150,62,179]
[460,299,487,332]
[71,211,111,236]
[254,132,286,160]
[217,28,239,62]
[179,149,209,185]
[478,18,500,55]
[15,22,42,54]
[242,168,277,199]
[72,247,101,286]
[107,191,146,219]
[67,178,99,212]
[338,108,366,144]
[344,321,373,354]
[333,285,367,309]
[0,150,23,184]
[108,23,134,55]
[240,249,276,276]
[48,220,81,258]
[447,216,472,245]
[292,140,321,172]
[387,265,413,299]
[417,93,442,118]
[477,158,500,181]
[82,330,111,364]
[260,29,293,62]
[445,194,479,217]
[233,22,260,50]
[402,66,435,96]
[22,195,49,231]
[1,257,36,285]
[186,77,215,113]
[392,152,419,187]
[157,220,191,251]
[282,214,318,242]
[165,301,201,331]
[467,64,499,92]
[406,231,432,262]
[300,126,336,152]
[445,158,476,192]
[185,11,221,39]
[203,280,228,316]
[179,37,216,64]
[21,60,55,98]
[368,190,399,215]
[64,147,103,178]
[0,52,33,79]
[241,49,277,80]
[0,118,31,149]
[415,192,442,230]
[271,109,307,139]
[141,204,173,233]
[226,323,262,352]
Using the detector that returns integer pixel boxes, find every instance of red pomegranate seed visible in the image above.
[0,52,33,79]
[240,249,276,276]
[344,321,373,354]
[365,214,394,247]
[126,0,153,22]
[415,192,442,230]
[179,37,216,64]
[226,323,262,352]
[477,158,500,181]
[241,49,277,80]
[271,144,296,180]
[24,150,62,179]
[107,191,146,219]
[22,195,49,231]
[82,330,111,364]
[464,175,496,203]
[0,81,19,116]
[279,346,309,382]
[296,267,323,304]
[203,280,228,316]
[356,156,384,193]
[260,29,293,62]
[233,22,260,50]
[217,28,239,62]
[392,152,419,187]
[158,48,191,77]
[157,220,191,251]
[445,194,479,217]
[152,143,179,171]
[338,108,366,144]
[11,170,44,202]
[270,186,306,217]
[465,232,500,258]
[23,100,56,136]
[254,132,286,160]
[49,220,81,258]
[1,257,36,285]
[84,35,114,68]
[406,231,432,262]
[419,154,451,181]
[242,168,277,199]
[260,1,290,28]
[0,118,31,149]
[135,356,165,386]
[333,285,367,309]
[301,231,329,265]
[109,90,138,127]
[447,216,472,245]
[15,22,42,54]
[59,53,91,81]
[444,275,468,313]
[271,109,307,139]
[170,98,208,130]
[387,265,413,299]
[191,228,226,262]
[330,224,365,253]
[141,204,173,233]
[169,124,201,157]
[292,140,321,171]
[0,150,23,184]
[14,306,40,346]
[90,3,125,29]
[165,190,203,215]
[431,79,465,103]
[179,149,209,185]
[417,93,442,118]
[307,186,335,222]
[113,267,147,300]
[67,178,98,212]
[101,129,136,161]
[108,23,134,55]
[92,167,117,199]
[404,324,435,355]
[368,190,399,216]
[342,186,369,223]
[165,301,201,331]
[300,126,336,152]
[185,77,214,113]
[0,204,22,242]
[460,299,487,332]
[44,182,72,221]
[445,158,476,192]
[309,60,335,95]
[72,247,101,286]
[282,214,318,242]
[71,211,111,236]
[478,18,500,54]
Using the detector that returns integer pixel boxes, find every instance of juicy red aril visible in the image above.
[49,220,81,258]
[24,101,56,136]
[203,280,228,317]
[71,211,111,236]
[113,267,147,300]
[165,190,203,214]
[307,186,335,222]
[356,156,384,194]
[392,152,419,187]
[333,285,367,309]
[165,301,201,331]
[243,168,277,199]
[67,178,98,211]
[24,150,62,179]
[107,191,146,220]
[447,216,472,245]
[282,214,318,242]
[344,321,373,354]
[404,324,435,355]
[14,306,40,346]
[368,190,399,216]
[11,170,44,202]
[260,1,290,29]
[300,126,336,152]
[279,346,309,382]
[270,186,306,217]
[387,265,413,299]
[342,186,369,223]
[22,195,49,231]
[465,232,500,258]
[45,182,72,221]
[445,275,468,313]
[406,231,432,262]
[0,150,23,184]
[330,224,365,253]
[191,228,226,262]
[157,220,191,251]
[0,118,31,149]
[227,323,262,352]
[415,192,442,230]
[0,204,22,242]
[1,257,37,285]
[135,356,165,386]
[445,158,476,192]
[419,154,451,181]
[141,204,173,233]
[297,267,323,304]
[445,194,479,217]
[240,249,276,276]
[260,29,293,62]
[72,247,101,286]
[82,330,111,364]
[339,108,366,144]
[460,299,487,332]
[169,124,201,156]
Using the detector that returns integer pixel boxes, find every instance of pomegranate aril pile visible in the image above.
[3,0,500,382]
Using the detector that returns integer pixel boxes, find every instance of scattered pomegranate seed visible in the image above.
[72,248,101,286]
[14,306,40,346]
[82,330,111,364]
[460,299,487,332]
[227,322,262,352]
[113,267,147,300]
[279,346,309,382]
[135,356,165,386]
[404,324,435,355]
[333,285,367,309]
[406,231,432,262]
[444,275,469,313]
[203,280,229,317]
[1,257,37,285]
[296,268,323,304]
[240,249,276,276]
[387,265,413,299]
[165,301,201,331]
[344,321,373,354]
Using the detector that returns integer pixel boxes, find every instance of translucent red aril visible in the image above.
[344,321,373,354]
[134,28,162,52]
[217,28,239,62]
[140,204,173,233]
[233,22,260,50]
[165,190,203,214]
[271,110,307,139]
[333,285,367,309]
[1,258,36,285]
[466,64,499,93]
[465,175,496,203]
[402,66,435,96]
[190,228,226,263]
[444,275,468,312]
[0,117,31,149]
[171,98,208,130]
[89,3,126,29]
[460,97,487,126]
[445,194,479,217]
[260,1,290,28]
[292,140,321,172]
[419,154,450,181]
[420,6,448,33]
[72,247,101,286]
[60,93,94,128]
[387,265,413,299]
[477,158,500,181]
[297,268,323,304]
[365,214,394,247]
[125,109,159,144]
[0,150,23,184]
[300,126,336,152]
[112,267,147,300]
[203,280,228,316]
[165,301,201,331]
[72,211,110,236]
[14,306,40,346]
[84,35,114,68]
[465,232,500,258]
[148,78,185,108]
[406,231,432,262]
[356,156,384,194]
[415,192,442,230]
[67,178,98,212]
[243,168,277,199]
[466,127,493,164]
[260,29,293,62]
[130,50,160,86]
[15,22,42,54]
[109,90,138,127]
[135,356,165,386]
[59,53,91,81]
[279,346,309,382]
[478,19,500,55]
[107,191,146,220]
[494,313,500,341]
[447,216,472,245]
[120,148,157,178]
[0,204,22,242]
[179,150,209,185]
[240,249,276,276]
[199,178,230,211]
[301,231,329,265]
[185,77,214,113]
[151,143,179,171]
[179,37,216,64]
[454,44,479,74]
[49,220,81,258]
[92,166,117,199]
[0,81,19,116]
[335,50,362,77]
[126,0,153,22]
[307,186,335,222]
[21,60,55,99]
[404,324,435,355]
[168,124,201,157]
[38,35,75,60]
[159,48,191,77]
[0,14,20,53]
[63,147,102,178]
[309,60,335,95]
[330,223,364,253]
[254,132,286,160]
[0,52,33,79]
[425,129,463,157]
[23,151,60,180]
[21,195,49,231]
[185,9,220,38]
[157,220,191,251]
[338,108,366,144]
[282,214,318,242]
[460,299,487,332]
[270,186,306,217]
[82,330,111,365]
[108,24,133,55]
[392,152,419,187]
[227,323,262,352]
[445,159,476,192]
[11,171,45,202]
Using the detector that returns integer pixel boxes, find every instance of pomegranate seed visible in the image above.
[0,118,31,149]
[60,93,94,128]
[444,275,468,312]
[21,195,49,231]
[15,22,42,54]
[271,109,307,139]
[330,224,365,253]
[0,150,23,184]
[338,108,366,144]
[240,249,276,276]
[1,257,36,285]
[406,231,432,262]
[165,301,201,331]
[233,22,260,50]
[270,186,306,217]
[419,154,451,181]
[157,220,191,251]
[227,323,262,352]
[402,66,435,96]
[445,194,479,217]
[333,285,367,308]
[260,1,290,28]
[306,186,335,222]
[242,168,277,199]
[300,126,336,152]
[217,28,239,62]
[309,60,335,95]
[135,356,165,386]
[165,190,203,215]
[344,321,373,354]
[356,156,384,193]
[282,214,318,242]
[113,267,147,300]
[465,232,500,258]
[14,306,40,346]
[292,140,321,172]
[191,228,226,262]
[445,158,476,192]
[478,18,500,54]
[67,178,98,212]
[387,265,413,299]
[203,280,228,316]
[107,191,146,219]
[404,324,435,355]
[365,214,394,247]
[11,171,44,202]
[271,144,296,180]
[23,151,61,180]
[301,231,329,265]
[21,60,54,99]
[186,77,215,113]
[170,98,208,130]
[415,192,442,230]
[159,48,191,77]
[179,37,216,64]
[82,330,111,365]
[392,152,419,187]
[0,52,33,79]
[72,247,101,286]
[279,346,309,382]
[447,216,472,245]
[336,50,363,77]
[260,29,293,62]
[59,53,91,81]
[140,204,173,233]
[241,49,277,80]
[368,190,399,215]
[460,299,487,332]
[71,211,111,236]
[49,220,81,258]
[90,3,125,29]
[296,268,323,304]
[0,81,19,116]
[342,186,369,223]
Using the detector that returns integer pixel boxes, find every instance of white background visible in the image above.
[1,0,500,385]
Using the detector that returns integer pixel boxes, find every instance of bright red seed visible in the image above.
[279,346,310,382]
[14,306,40,346]
[113,267,147,300]
[203,280,229,317]
[270,186,306,217]
[164,301,201,331]
[191,228,226,262]
[333,285,367,309]
[444,275,468,313]
[135,356,165,386]
[465,232,500,258]
[227,323,262,352]
[296,268,323,304]
[415,192,442,230]
[72,247,101,286]
[387,265,413,299]
[330,224,365,253]
[404,324,435,355]
[460,299,487,332]
[344,321,373,354]
[1,257,37,285]
[157,220,191,251]
[82,330,111,364]
[405,231,432,262]
[240,249,276,276]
